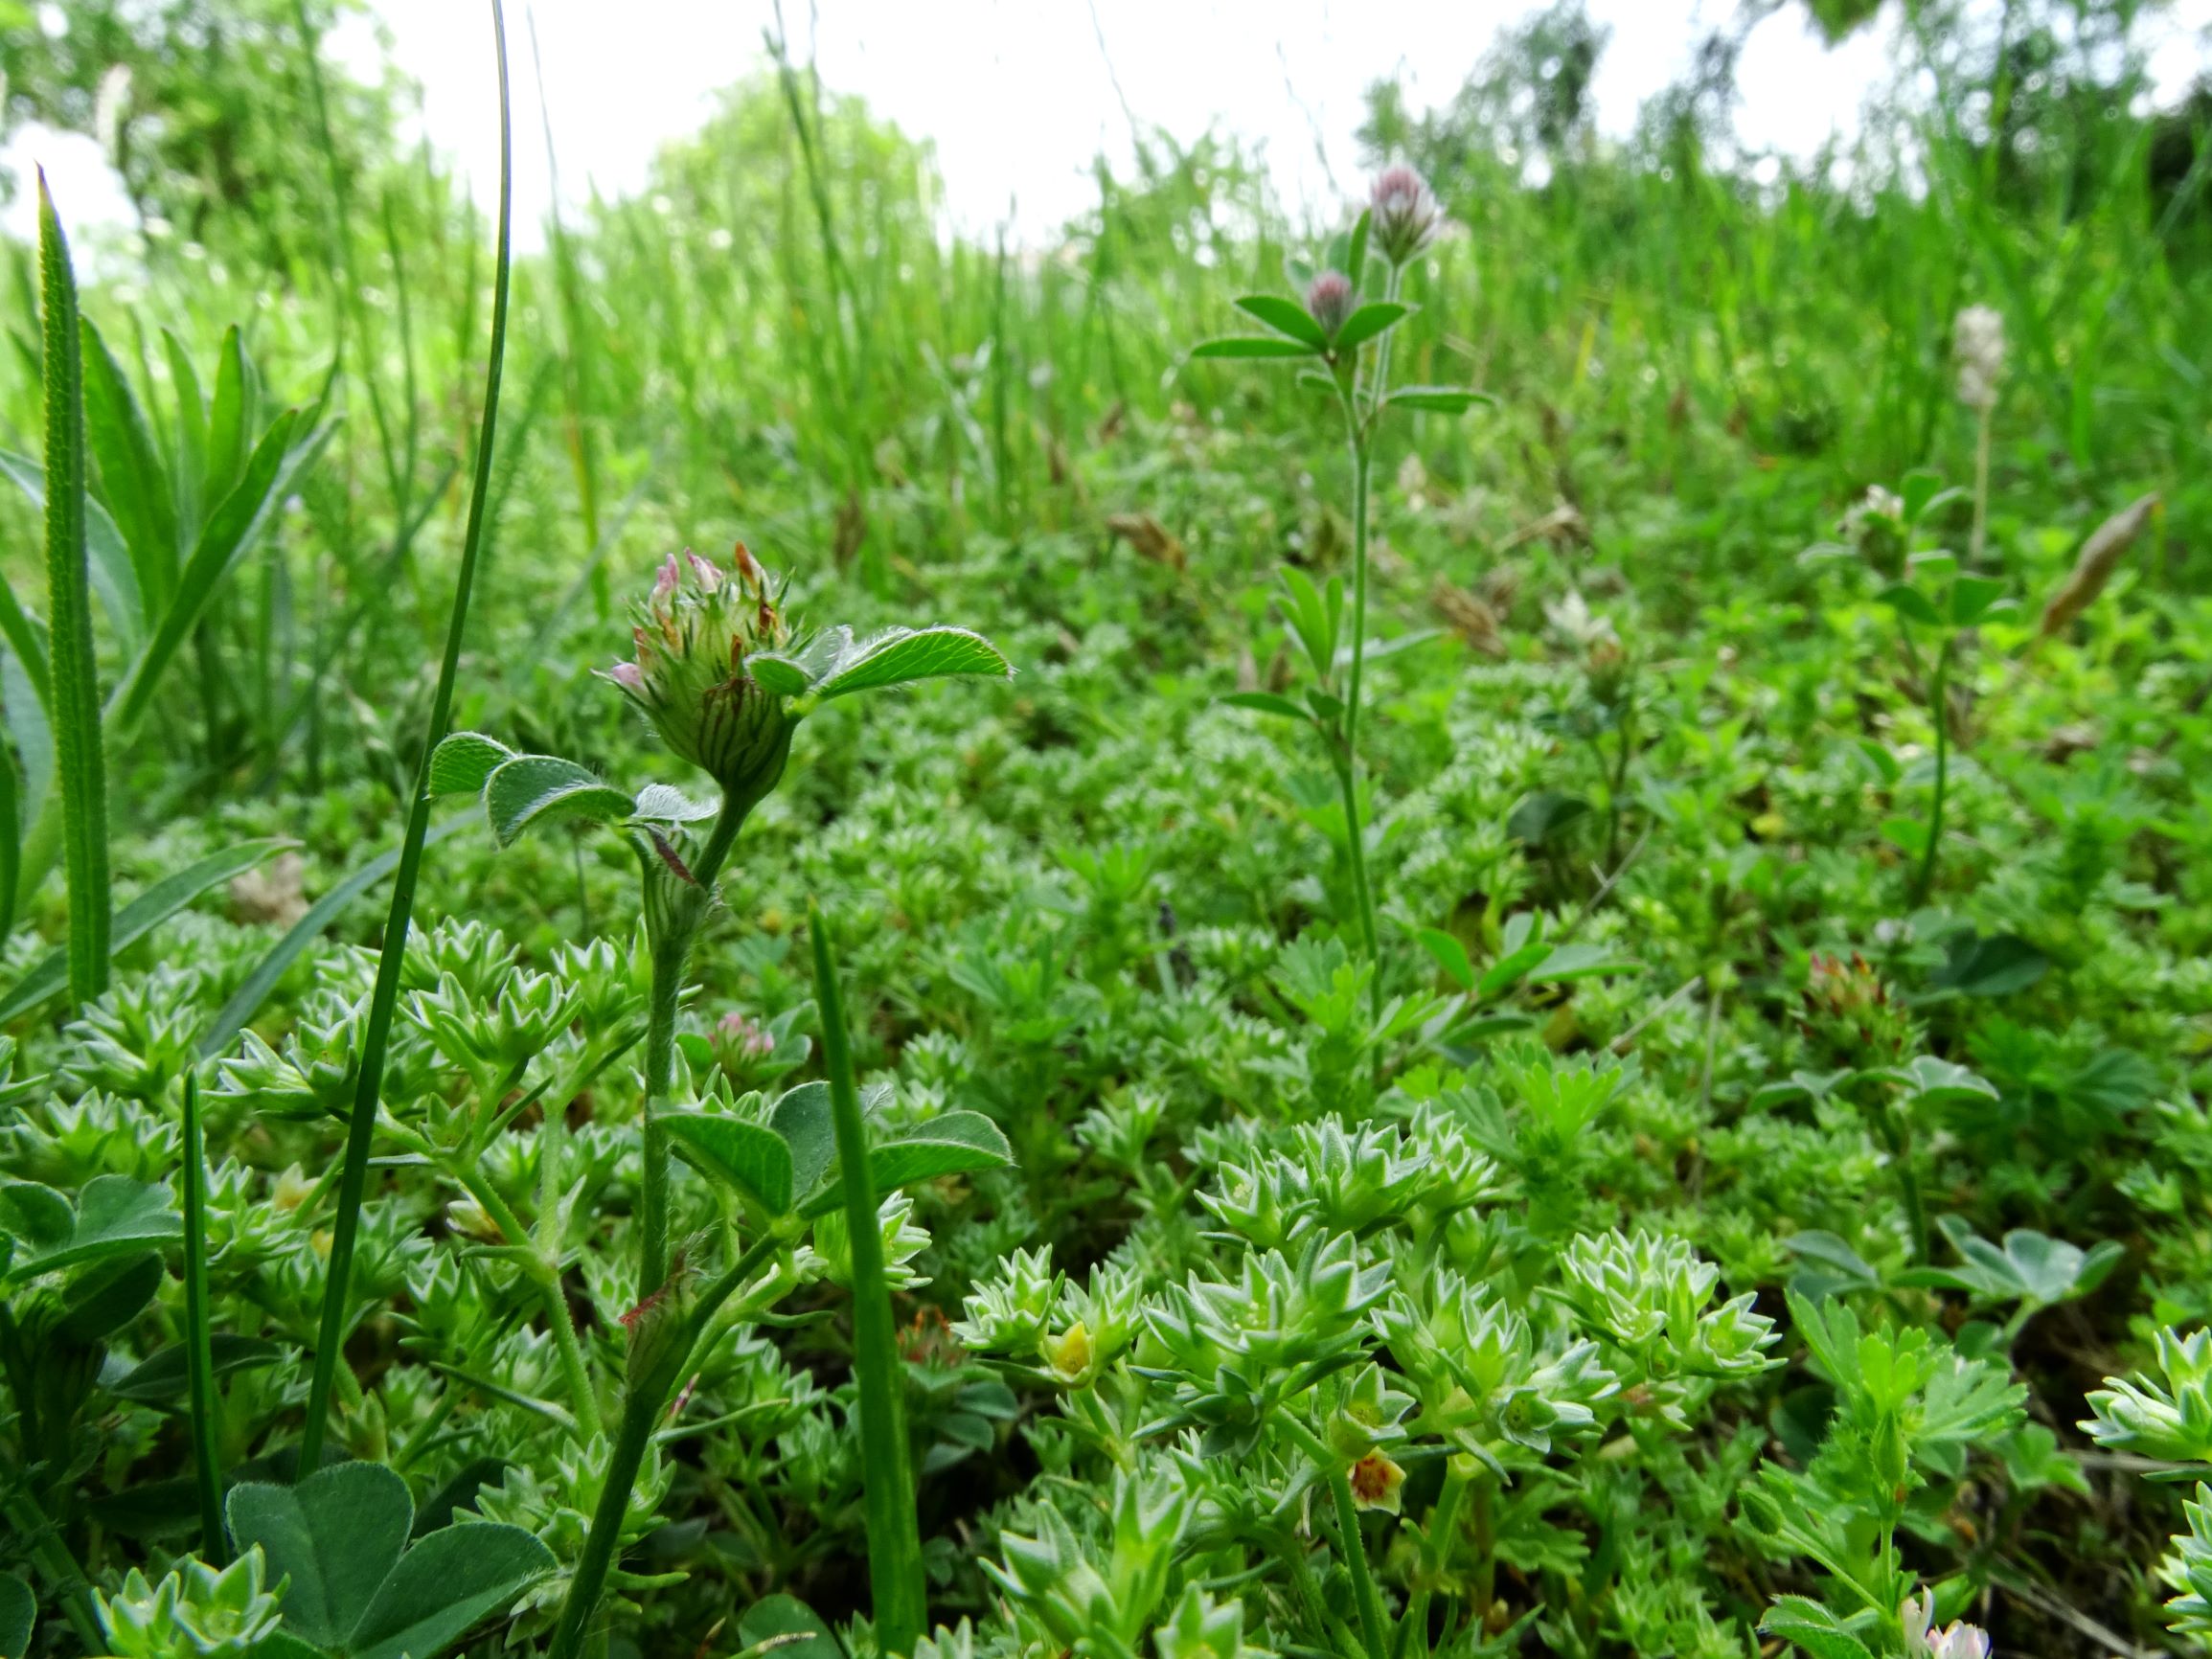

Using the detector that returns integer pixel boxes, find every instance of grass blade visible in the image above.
[0,739,18,943]
[36,171,110,1009]
[0,837,290,1025]
[106,410,331,736]
[296,0,515,1477]
[181,1070,227,1564]
[0,449,143,655]
[78,315,178,613]
[195,817,466,1063]
[809,899,925,1653]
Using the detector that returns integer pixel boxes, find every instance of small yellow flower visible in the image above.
[1043,1321,1092,1382]
[271,1164,312,1214]
[1348,1452,1405,1513]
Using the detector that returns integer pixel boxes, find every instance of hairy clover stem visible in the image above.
[545,1233,781,1659]
[638,784,754,1300]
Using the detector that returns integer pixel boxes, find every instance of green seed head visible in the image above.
[606,543,798,806]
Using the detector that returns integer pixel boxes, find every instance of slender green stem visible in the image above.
[384,1118,601,1437]
[1909,637,1953,909]
[297,0,514,1476]
[811,899,926,1654]
[544,1235,779,1659]
[35,173,111,1009]
[1334,260,1403,1031]
[1276,1415,1391,1659]
[1970,402,1993,567]
[1327,1467,1392,1659]
[1604,704,1633,874]
[1401,1454,1472,1659]
[1471,1475,1495,1625]
[181,1072,227,1562]
[467,1174,600,1437]
[1334,445,1380,984]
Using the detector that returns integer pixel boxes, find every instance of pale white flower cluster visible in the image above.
[1902,1592,1992,1659]
[1953,305,2007,411]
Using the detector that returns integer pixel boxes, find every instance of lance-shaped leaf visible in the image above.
[801,1110,1014,1218]
[810,626,1011,701]
[38,175,110,1009]
[1233,294,1330,349]
[1331,302,1411,352]
[1191,337,1318,359]
[481,755,633,847]
[664,1114,795,1217]
[106,409,331,736]
[110,1334,287,1404]
[1415,927,1476,991]
[1220,691,1311,724]
[1876,581,1944,628]
[1387,385,1494,414]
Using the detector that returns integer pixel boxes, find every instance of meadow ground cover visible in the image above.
[4,2,2212,1656]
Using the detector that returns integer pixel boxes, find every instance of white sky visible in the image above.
[10,0,2212,254]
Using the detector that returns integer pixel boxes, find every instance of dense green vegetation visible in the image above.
[4,1,2212,1656]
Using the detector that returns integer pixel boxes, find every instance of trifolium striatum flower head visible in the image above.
[1370,165,1439,265]
[1306,269,1356,340]
[604,543,798,808]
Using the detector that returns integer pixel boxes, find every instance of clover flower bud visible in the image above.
[1306,269,1356,340]
[1370,165,1438,265]
[714,1011,774,1062]
[1953,306,2006,412]
[1800,951,1914,1065]
[603,543,799,808]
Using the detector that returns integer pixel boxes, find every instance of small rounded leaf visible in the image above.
[482,756,634,848]
[664,1114,796,1217]
[428,733,513,799]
